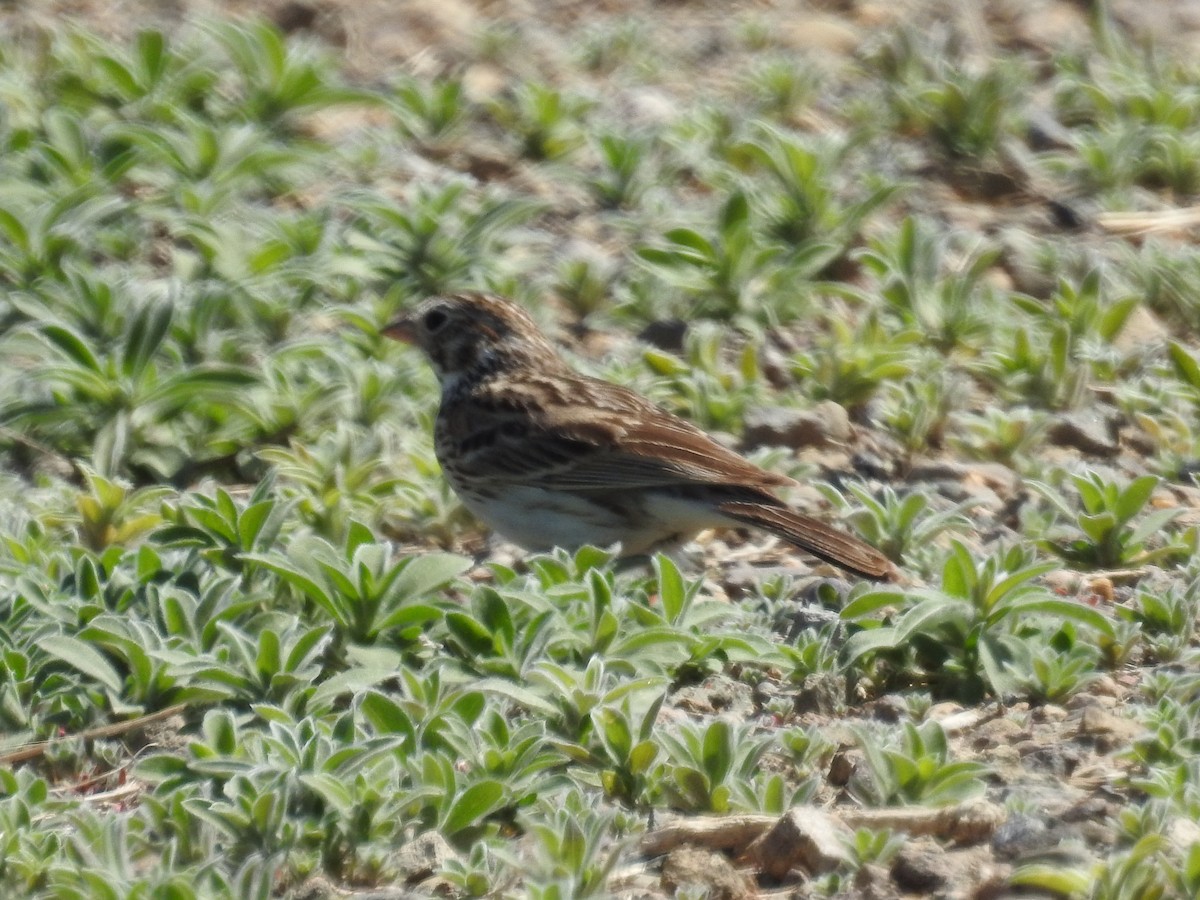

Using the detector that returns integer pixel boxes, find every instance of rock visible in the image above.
[1045,411,1120,457]
[1068,674,1124,704]
[461,63,507,103]
[1067,691,1118,712]
[794,673,846,716]
[1169,816,1200,851]
[672,677,754,718]
[743,402,851,450]
[853,862,901,900]
[1043,569,1083,596]
[991,813,1048,860]
[865,694,908,723]
[908,459,1022,501]
[746,808,851,879]
[1018,741,1083,778]
[273,1,318,33]
[621,87,679,127]
[1062,795,1122,825]
[1025,108,1075,152]
[991,0,1091,52]
[890,841,952,891]
[1114,304,1170,354]
[393,831,455,884]
[972,715,1026,750]
[827,746,862,787]
[660,846,755,900]
[926,701,965,722]
[776,14,863,56]
[1030,704,1069,724]
[638,319,688,353]
[773,601,843,641]
[1076,707,1145,752]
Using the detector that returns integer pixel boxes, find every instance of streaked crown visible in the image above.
[383,292,560,381]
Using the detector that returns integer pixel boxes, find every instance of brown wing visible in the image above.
[442,371,793,492]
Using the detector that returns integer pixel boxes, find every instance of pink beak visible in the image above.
[382,317,416,343]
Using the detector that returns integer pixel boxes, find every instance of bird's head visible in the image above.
[383,292,559,384]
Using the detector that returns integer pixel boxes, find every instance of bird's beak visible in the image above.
[382,316,416,343]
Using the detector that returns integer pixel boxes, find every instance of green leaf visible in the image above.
[122,302,172,378]
[702,719,733,786]
[841,589,909,620]
[445,612,494,655]
[1078,512,1115,545]
[255,629,280,678]
[977,633,1024,698]
[1008,863,1092,894]
[1114,475,1159,524]
[0,206,29,248]
[1126,507,1185,550]
[359,690,415,737]
[719,191,749,233]
[237,500,275,548]
[598,707,632,758]
[42,324,102,372]
[391,553,470,599]
[442,780,505,837]
[841,623,902,664]
[893,596,971,643]
[629,739,659,775]
[1169,341,1200,390]
[37,635,124,693]
[240,553,333,611]
[373,603,442,636]
[654,554,687,624]
[1004,596,1114,639]
[663,228,715,259]
[472,678,558,716]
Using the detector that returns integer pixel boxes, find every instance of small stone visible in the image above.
[777,14,863,56]
[795,673,846,716]
[743,402,851,451]
[1045,411,1120,457]
[991,813,1048,860]
[638,319,689,353]
[827,746,863,787]
[1043,569,1083,596]
[393,831,455,884]
[746,808,851,879]
[890,842,952,891]
[1114,304,1170,354]
[273,2,318,33]
[1031,704,1069,723]
[972,716,1026,750]
[661,847,755,900]
[1067,691,1118,711]
[622,87,679,127]
[1076,706,1145,752]
[853,862,900,900]
[1018,742,1082,778]
[1089,675,1123,699]
[908,459,1022,501]
[866,694,908,723]
[1169,816,1200,851]
[926,701,965,722]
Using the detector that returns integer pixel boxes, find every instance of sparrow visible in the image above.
[383,292,895,580]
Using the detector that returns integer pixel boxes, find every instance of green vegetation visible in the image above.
[2,6,1200,897]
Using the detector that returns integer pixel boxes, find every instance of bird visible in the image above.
[383,291,896,580]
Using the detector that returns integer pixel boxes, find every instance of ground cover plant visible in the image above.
[3,1,1200,897]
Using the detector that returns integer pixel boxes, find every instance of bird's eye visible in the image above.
[423,309,448,332]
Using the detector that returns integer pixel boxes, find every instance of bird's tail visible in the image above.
[717,501,897,581]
